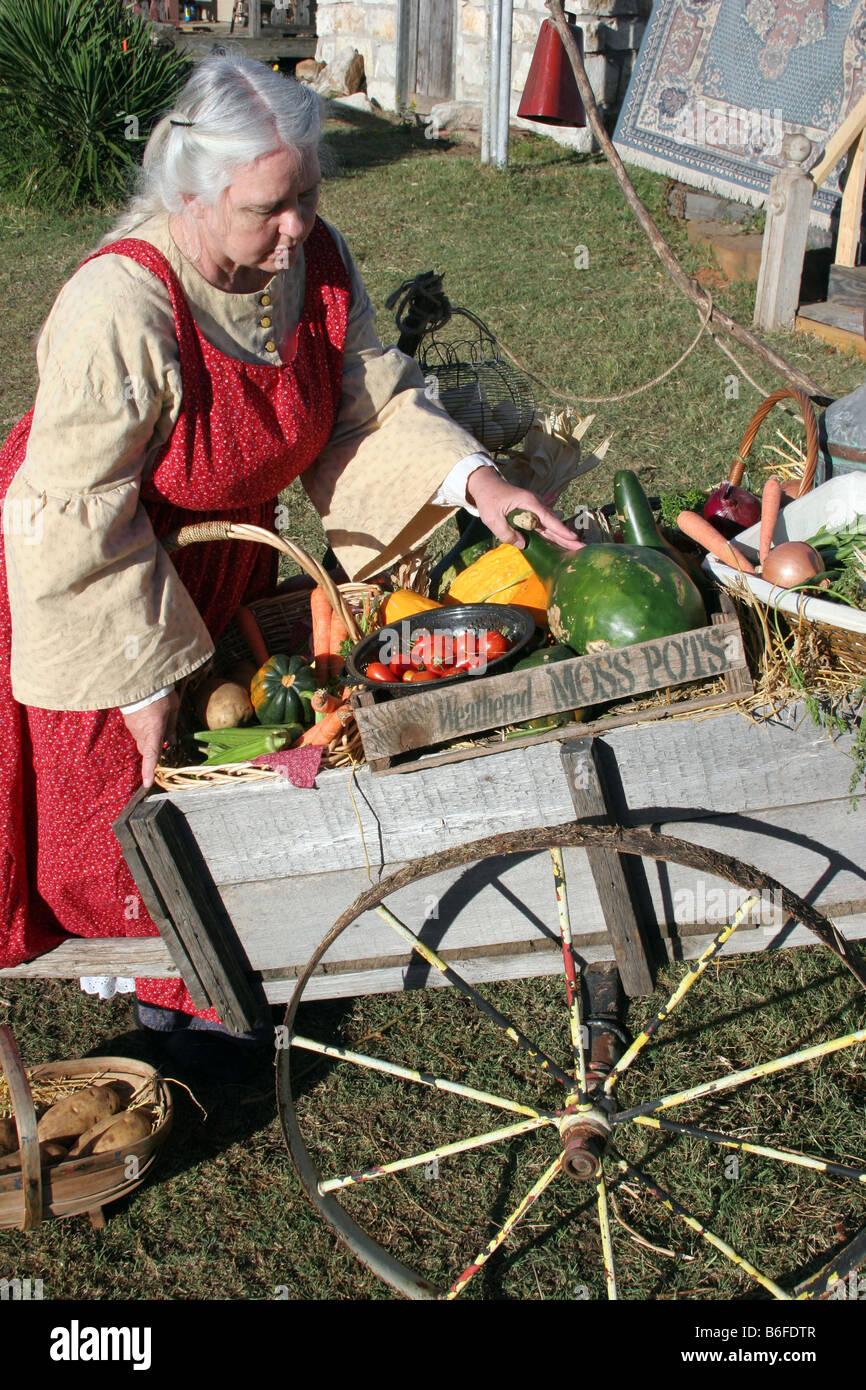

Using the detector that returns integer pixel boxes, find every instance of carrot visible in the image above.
[311,688,340,722]
[760,476,783,567]
[676,511,757,575]
[310,587,335,683]
[235,605,269,668]
[329,608,350,676]
[293,704,352,747]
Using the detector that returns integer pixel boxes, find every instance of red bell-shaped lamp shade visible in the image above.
[517,16,586,127]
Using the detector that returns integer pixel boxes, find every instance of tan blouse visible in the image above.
[3,215,478,711]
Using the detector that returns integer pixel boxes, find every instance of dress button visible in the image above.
[260,294,271,306]
[260,316,272,328]
[265,340,277,353]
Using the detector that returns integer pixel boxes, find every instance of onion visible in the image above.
[703,483,762,539]
[760,541,824,589]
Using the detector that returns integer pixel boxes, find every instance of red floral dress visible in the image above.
[0,216,350,1020]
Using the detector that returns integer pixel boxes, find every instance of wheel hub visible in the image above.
[558,1105,612,1182]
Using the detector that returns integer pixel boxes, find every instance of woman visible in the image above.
[0,53,579,1026]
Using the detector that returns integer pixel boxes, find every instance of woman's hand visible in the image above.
[122,690,181,789]
[466,466,584,551]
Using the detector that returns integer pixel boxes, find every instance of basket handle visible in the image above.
[0,1027,42,1229]
[728,388,819,498]
[162,522,362,642]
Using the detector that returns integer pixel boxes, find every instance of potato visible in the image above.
[194,674,254,730]
[74,1110,152,1156]
[0,1116,18,1155]
[36,1083,121,1143]
[0,1139,68,1172]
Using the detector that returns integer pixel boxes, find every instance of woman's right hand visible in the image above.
[122,690,181,789]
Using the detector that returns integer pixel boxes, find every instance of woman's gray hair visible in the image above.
[103,51,323,242]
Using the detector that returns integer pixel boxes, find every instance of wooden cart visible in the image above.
[3,700,862,1027]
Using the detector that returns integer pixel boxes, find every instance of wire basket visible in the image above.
[154,523,382,788]
[419,308,535,454]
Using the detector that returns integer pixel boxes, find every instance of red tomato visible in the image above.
[454,652,486,673]
[402,669,439,683]
[452,631,478,667]
[388,652,413,678]
[479,630,511,660]
[365,661,394,683]
[410,631,455,671]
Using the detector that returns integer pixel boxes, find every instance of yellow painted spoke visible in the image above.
[319,1114,555,1194]
[617,1159,791,1300]
[549,847,587,1096]
[374,903,574,1088]
[292,1034,550,1119]
[634,1115,866,1183]
[597,1171,618,1299]
[446,1154,563,1299]
[615,1026,866,1122]
[604,896,758,1095]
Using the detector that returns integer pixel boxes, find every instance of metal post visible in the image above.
[494,0,513,170]
[481,0,493,164]
[485,0,502,167]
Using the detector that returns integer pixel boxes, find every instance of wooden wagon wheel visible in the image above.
[276,823,866,1300]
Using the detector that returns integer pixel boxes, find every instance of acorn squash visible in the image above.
[251,655,317,726]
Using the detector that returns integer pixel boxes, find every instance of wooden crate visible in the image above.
[352,593,752,773]
[4,700,863,1034]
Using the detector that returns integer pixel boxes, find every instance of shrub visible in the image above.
[0,0,190,207]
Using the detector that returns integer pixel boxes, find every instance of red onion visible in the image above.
[703,483,762,539]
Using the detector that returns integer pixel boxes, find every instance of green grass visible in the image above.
[1,110,864,1302]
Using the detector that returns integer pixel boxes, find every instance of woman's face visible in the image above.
[193,145,321,277]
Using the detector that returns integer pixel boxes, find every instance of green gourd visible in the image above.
[509,511,706,654]
[613,470,710,594]
[251,655,317,726]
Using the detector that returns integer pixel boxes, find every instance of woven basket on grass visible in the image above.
[0,1026,172,1231]
[154,523,383,789]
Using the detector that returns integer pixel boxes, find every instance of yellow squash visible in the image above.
[446,544,549,627]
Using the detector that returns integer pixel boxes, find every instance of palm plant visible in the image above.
[0,0,190,207]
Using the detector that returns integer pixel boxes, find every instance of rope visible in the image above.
[497,293,714,406]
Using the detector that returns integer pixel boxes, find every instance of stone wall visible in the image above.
[315,0,649,137]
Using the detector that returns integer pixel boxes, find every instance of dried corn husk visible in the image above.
[500,407,611,505]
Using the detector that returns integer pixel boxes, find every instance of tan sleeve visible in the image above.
[4,257,214,711]
[302,227,484,580]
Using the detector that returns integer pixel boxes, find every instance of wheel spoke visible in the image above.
[615,1157,791,1300]
[373,903,574,1088]
[445,1153,564,1300]
[319,1115,556,1194]
[596,1170,618,1299]
[291,1034,552,1119]
[549,848,587,1096]
[613,1026,866,1123]
[603,895,758,1095]
[634,1115,866,1183]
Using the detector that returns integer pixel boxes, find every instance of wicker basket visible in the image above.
[154,523,383,788]
[725,391,866,674]
[0,1026,173,1231]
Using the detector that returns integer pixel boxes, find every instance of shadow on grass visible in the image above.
[322,105,457,176]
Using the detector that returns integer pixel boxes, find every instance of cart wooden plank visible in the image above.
[560,739,653,996]
[353,620,748,762]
